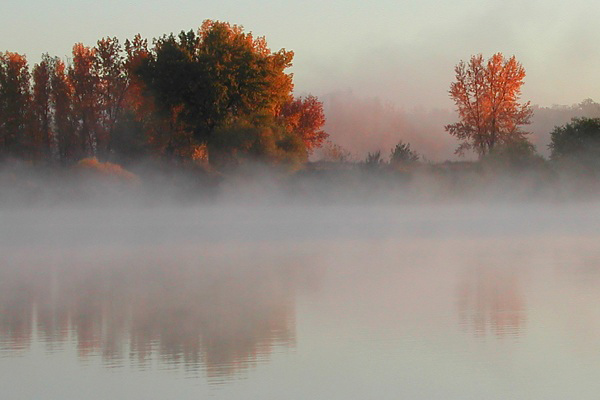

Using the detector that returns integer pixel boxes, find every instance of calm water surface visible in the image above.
[2,204,600,399]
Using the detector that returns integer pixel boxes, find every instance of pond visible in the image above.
[2,203,600,399]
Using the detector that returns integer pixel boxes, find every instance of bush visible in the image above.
[363,150,383,169]
[482,137,542,169]
[317,140,352,163]
[76,158,140,183]
[390,141,419,166]
[549,117,600,169]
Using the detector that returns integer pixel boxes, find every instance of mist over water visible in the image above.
[2,169,600,399]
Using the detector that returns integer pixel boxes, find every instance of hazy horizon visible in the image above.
[4,0,600,111]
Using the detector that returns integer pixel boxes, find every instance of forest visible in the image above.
[0,20,327,168]
[1,20,600,200]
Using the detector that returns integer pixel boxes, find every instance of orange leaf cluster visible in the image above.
[445,53,533,157]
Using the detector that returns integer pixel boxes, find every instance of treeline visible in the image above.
[0,20,328,167]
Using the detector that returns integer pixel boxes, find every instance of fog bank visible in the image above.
[321,93,600,161]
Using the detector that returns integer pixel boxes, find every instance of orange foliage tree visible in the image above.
[0,52,31,158]
[136,20,322,164]
[278,95,327,153]
[445,53,533,158]
[0,21,328,167]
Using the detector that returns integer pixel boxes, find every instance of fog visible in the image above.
[319,91,458,162]
[319,92,600,161]
[4,0,600,396]
[2,173,600,398]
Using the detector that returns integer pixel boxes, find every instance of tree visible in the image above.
[50,57,76,164]
[136,20,297,163]
[0,22,326,167]
[96,37,128,158]
[210,118,306,168]
[116,34,160,160]
[445,53,533,158]
[278,95,327,153]
[32,54,54,159]
[549,117,600,168]
[69,43,101,158]
[0,52,31,158]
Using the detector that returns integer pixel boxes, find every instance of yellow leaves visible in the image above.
[76,157,140,184]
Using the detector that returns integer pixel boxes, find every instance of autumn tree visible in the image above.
[105,34,156,162]
[50,57,76,164]
[278,95,327,153]
[96,37,129,158]
[136,20,301,164]
[0,52,31,158]
[31,54,54,159]
[0,21,326,167]
[69,43,101,158]
[445,53,533,158]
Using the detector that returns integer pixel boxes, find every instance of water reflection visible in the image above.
[0,245,314,382]
[457,253,527,339]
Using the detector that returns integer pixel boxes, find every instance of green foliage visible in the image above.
[210,118,306,168]
[137,21,294,150]
[549,117,600,167]
[389,141,419,166]
[110,111,150,163]
[0,21,326,170]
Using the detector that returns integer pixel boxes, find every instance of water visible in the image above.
[2,203,600,399]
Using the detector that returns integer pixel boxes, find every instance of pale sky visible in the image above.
[2,0,599,110]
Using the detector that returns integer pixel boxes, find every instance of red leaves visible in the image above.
[279,95,328,152]
[446,53,533,157]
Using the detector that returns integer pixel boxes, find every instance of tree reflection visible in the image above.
[0,247,313,380]
[457,264,526,338]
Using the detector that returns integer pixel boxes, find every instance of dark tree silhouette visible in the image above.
[136,21,303,164]
[390,141,419,166]
[0,52,31,158]
[549,117,600,168]
[31,54,54,160]
[69,43,101,158]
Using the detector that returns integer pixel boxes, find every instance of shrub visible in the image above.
[390,141,420,166]
[76,158,140,183]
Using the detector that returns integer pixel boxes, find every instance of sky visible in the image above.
[2,0,600,159]
[3,0,600,109]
